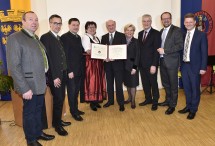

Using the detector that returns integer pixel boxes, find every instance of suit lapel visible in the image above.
[106,33,110,45]
[139,31,144,41]
[165,25,174,41]
[190,29,198,52]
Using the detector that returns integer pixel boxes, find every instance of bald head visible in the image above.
[106,20,116,33]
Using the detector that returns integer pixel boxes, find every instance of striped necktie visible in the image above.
[183,32,191,62]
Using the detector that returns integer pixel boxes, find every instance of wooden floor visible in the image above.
[0,89,215,146]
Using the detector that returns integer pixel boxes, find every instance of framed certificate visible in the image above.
[91,43,127,60]
[91,44,108,59]
[109,44,127,59]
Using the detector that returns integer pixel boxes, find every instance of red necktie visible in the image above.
[142,31,147,42]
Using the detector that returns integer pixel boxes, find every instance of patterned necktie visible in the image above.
[109,33,113,45]
[183,32,191,62]
[33,35,49,72]
[142,31,147,42]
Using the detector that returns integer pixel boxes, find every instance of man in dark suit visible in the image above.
[157,12,183,115]
[138,14,161,111]
[7,11,54,146]
[178,13,208,120]
[101,20,126,111]
[61,18,85,121]
[40,14,71,136]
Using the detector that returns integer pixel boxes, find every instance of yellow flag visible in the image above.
[10,0,31,11]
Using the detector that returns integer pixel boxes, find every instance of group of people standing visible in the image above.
[6,10,207,146]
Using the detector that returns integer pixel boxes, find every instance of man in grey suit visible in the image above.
[157,12,183,115]
[7,11,54,146]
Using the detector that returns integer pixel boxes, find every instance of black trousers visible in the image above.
[160,59,178,107]
[105,68,124,106]
[49,71,67,127]
[23,94,44,144]
[140,67,159,104]
[67,75,81,116]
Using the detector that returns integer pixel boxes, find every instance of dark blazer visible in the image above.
[61,31,84,76]
[101,31,127,71]
[181,29,208,73]
[40,31,66,80]
[125,37,140,71]
[6,30,46,95]
[138,28,161,68]
[161,25,183,69]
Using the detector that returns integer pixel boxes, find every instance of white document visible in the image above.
[109,44,127,59]
[91,43,127,59]
[91,43,108,59]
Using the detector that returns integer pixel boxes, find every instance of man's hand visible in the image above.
[150,66,156,74]
[104,58,110,62]
[54,78,61,88]
[200,70,206,75]
[68,72,74,79]
[131,69,136,75]
[23,90,33,100]
[157,48,165,55]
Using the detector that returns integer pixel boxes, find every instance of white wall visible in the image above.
[31,0,177,37]
[31,0,181,89]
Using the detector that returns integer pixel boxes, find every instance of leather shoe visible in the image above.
[139,100,152,106]
[27,140,42,146]
[72,114,83,121]
[151,104,158,111]
[187,112,196,120]
[158,101,169,106]
[37,132,55,141]
[131,102,136,109]
[103,102,114,108]
[90,103,97,111]
[95,103,101,108]
[55,126,68,136]
[165,107,175,115]
[124,99,131,104]
[78,110,85,115]
[61,120,71,127]
[119,105,125,111]
[178,107,190,114]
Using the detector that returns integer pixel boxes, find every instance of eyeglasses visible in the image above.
[51,22,62,26]
[88,26,96,29]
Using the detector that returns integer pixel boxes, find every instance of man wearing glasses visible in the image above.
[41,14,71,136]
[157,12,183,115]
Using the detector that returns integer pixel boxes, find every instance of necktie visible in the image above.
[161,28,167,48]
[57,35,67,69]
[109,33,113,45]
[183,32,191,62]
[33,35,49,72]
[142,31,147,42]
[57,35,60,40]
